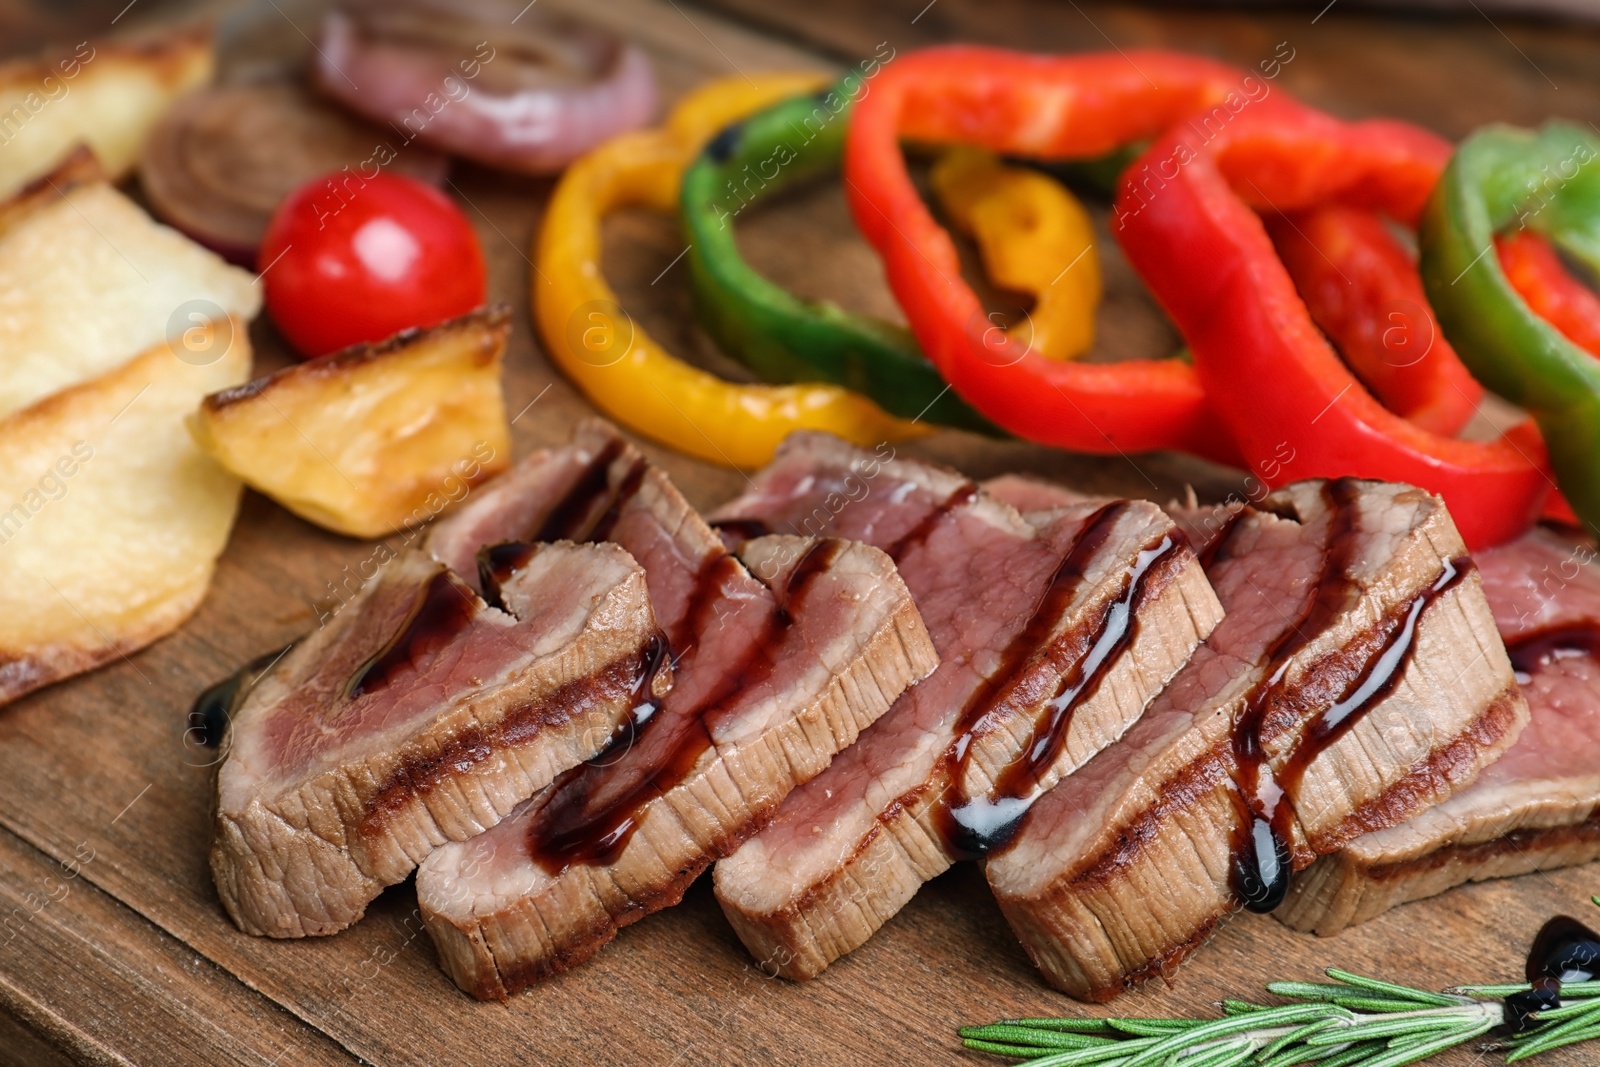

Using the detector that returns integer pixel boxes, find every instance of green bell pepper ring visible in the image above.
[1420,121,1600,536]
[680,82,1003,435]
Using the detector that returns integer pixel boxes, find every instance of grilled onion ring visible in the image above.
[313,0,657,174]
[139,81,448,265]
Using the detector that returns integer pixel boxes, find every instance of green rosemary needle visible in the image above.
[959,967,1600,1066]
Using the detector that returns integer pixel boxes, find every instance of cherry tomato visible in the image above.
[259,172,487,358]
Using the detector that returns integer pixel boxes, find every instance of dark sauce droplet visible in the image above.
[188,643,295,747]
[477,542,537,611]
[1232,813,1294,912]
[587,634,672,766]
[1528,915,1600,984]
[1504,914,1600,1031]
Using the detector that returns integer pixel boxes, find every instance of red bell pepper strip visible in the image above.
[1115,96,1549,550]
[1266,205,1483,438]
[843,47,1254,461]
[1497,229,1600,360]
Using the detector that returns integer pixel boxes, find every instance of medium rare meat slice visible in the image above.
[1280,528,1600,934]
[416,421,936,998]
[987,479,1529,1001]
[212,541,667,937]
[708,434,1224,980]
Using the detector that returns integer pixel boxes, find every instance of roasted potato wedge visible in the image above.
[190,308,513,539]
[0,176,259,419]
[0,25,213,199]
[0,322,250,706]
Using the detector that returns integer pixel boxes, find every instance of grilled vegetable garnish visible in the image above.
[189,307,512,539]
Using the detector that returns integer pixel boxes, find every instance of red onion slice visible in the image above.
[139,81,449,265]
[313,0,658,174]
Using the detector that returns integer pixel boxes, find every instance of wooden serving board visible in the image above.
[1,0,1598,1063]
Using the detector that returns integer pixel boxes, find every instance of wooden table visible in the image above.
[2,0,1597,1063]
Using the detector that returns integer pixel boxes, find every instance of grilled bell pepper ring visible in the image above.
[1421,122,1600,539]
[929,148,1101,361]
[679,82,997,435]
[533,73,925,469]
[843,47,1254,460]
[1497,229,1600,360]
[681,78,1106,434]
[1116,96,1549,550]
[1266,204,1484,438]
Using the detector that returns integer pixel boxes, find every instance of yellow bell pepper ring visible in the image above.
[533,73,927,469]
[930,148,1102,361]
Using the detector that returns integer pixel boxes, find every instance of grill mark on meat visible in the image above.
[1227,478,1480,913]
[1315,681,1524,852]
[357,639,671,840]
[1507,624,1600,684]
[937,503,1184,857]
[1365,810,1600,884]
[535,437,625,541]
[346,569,480,700]
[885,482,978,562]
[525,540,844,874]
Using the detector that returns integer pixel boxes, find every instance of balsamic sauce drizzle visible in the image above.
[526,540,842,873]
[936,503,1180,858]
[188,644,296,748]
[710,517,774,547]
[1506,624,1600,685]
[1224,479,1476,914]
[345,569,481,700]
[534,439,625,542]
[1225,480,1362,912]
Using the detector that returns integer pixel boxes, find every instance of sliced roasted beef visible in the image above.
[987,479,1529,1001]
[1281,527,1600,934]
[212,540,668,937]
[707,434,1223,980]
[415,421,935,998]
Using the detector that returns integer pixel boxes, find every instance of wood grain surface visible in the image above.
[1,0,1598,1064]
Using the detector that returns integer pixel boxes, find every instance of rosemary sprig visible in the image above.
[959,967,1598,1066]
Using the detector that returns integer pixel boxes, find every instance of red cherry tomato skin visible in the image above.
[259,172,486,358]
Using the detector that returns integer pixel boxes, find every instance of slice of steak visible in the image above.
[415,421,936,998]
[212,540,667,937]
[707,434,1223,981]
[1281,527,1600,935]
[987,479,1529,1001]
